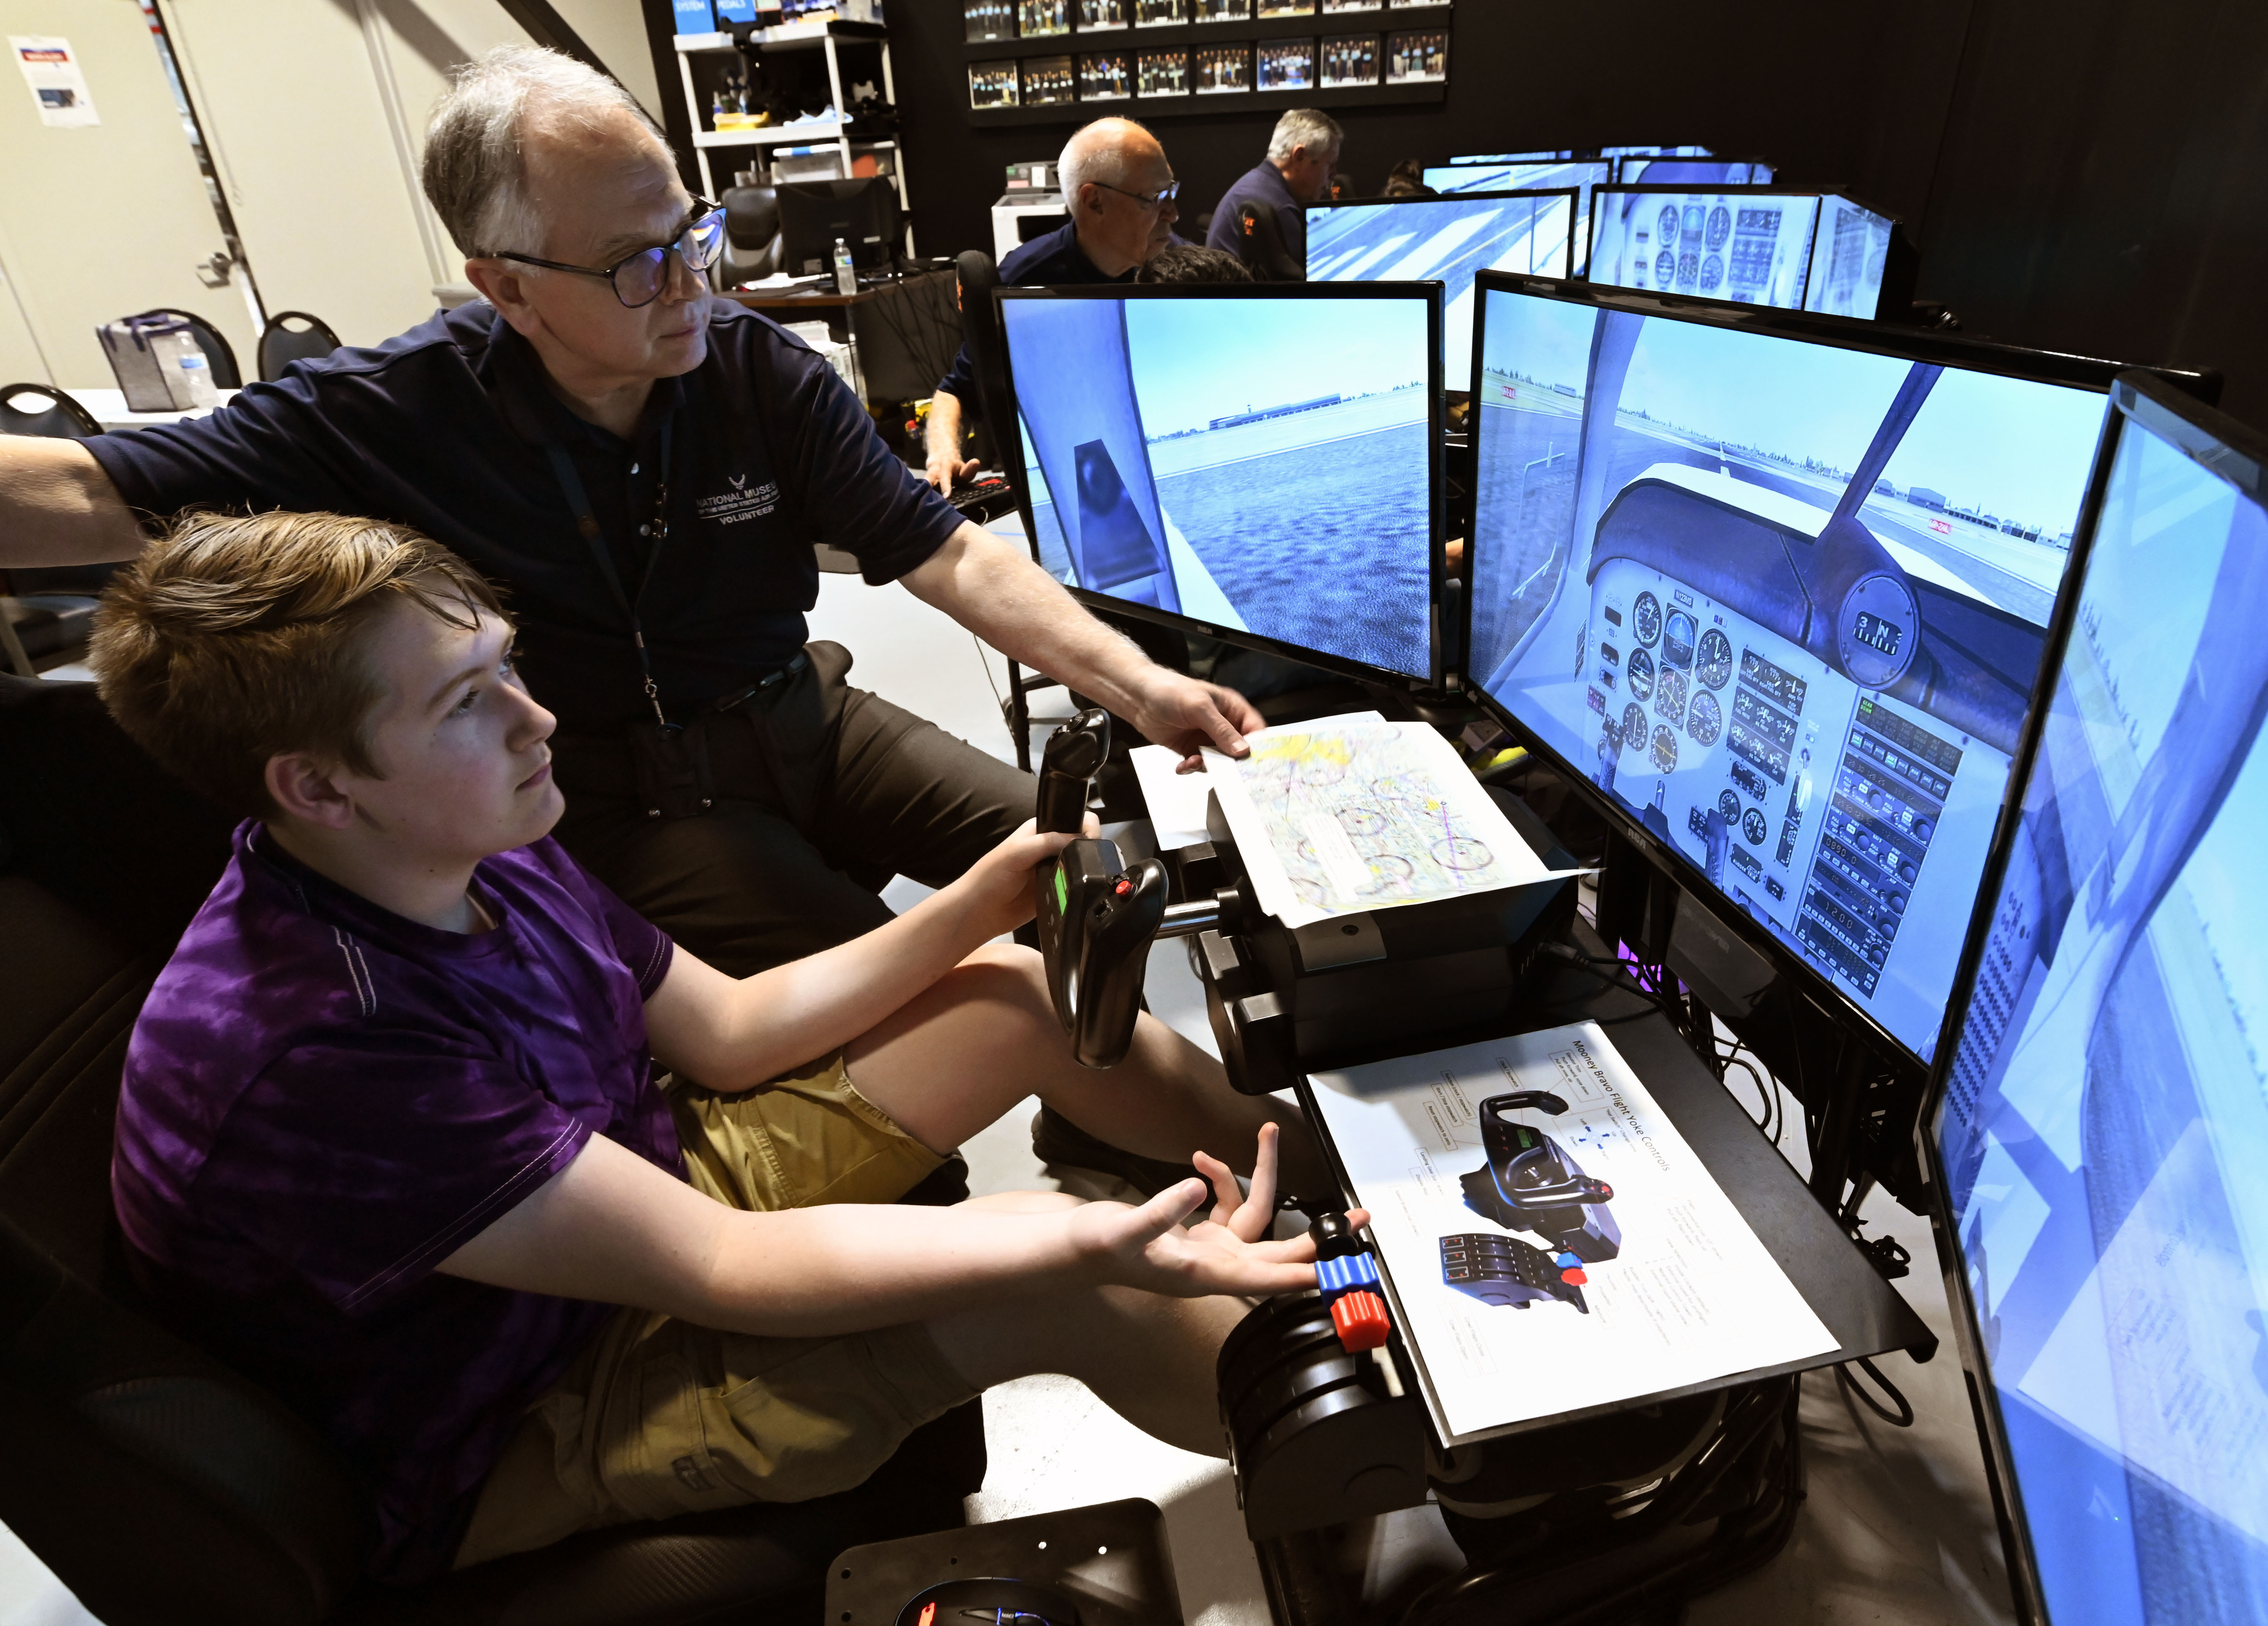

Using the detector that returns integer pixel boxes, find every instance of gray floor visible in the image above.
[0,568,2016,1625]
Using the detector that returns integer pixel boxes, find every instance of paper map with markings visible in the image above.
[1204,717,1580,928]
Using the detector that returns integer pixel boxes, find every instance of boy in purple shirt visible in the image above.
[93,511,1351,1583]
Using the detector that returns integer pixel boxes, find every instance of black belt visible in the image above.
[697,649,811,722]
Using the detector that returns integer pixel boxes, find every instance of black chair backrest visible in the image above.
[954,251,1018,463]
[131,308,242,390]
[0,383,101,440]
[724,184,781,251]
[256,312,341,382]
[1235,202,1306,282]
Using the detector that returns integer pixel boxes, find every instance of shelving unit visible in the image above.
[961,0,1451,125]
[673,19,913,244]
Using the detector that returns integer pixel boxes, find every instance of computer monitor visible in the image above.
[1614,157,1773,186]
[1303,190,1577,389]
[1450,150,1571,164]
[1589,186,1821,309]
[998,283,1445,684]
[1803,194,1898,320]
[1424,161,1611,273]
[776,177,902,276]
[1600,144,1713,158]
[1927,372,2268,1625]
[1464,275,2142,1065]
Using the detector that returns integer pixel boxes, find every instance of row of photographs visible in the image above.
[971,30,1444,103]
[965,0,1443,43]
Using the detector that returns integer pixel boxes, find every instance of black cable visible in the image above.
[1836,1355,1914,1428]
[1722,1053,1772,1134]
[1534,942,1689,1025]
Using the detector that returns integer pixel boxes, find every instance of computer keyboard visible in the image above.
[947,472,1017,521]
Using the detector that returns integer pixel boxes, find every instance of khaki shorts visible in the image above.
[454,1053,976,1570]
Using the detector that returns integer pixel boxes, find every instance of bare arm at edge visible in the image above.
[900,519,1265,761]
[0,438,147,567]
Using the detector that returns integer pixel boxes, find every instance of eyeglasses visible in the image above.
[1091,179,1181,210]
[490,202,728,308]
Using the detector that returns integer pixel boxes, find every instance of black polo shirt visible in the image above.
[87,300,965,731]
[934,220,1131,405]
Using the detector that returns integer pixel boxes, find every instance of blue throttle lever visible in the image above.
[1032,710,1223,1069]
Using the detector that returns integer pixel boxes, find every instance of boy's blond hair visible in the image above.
[90,512,508,818]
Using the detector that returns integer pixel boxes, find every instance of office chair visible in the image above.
[951,251,1022,470]
[0,386,107,676]
[258,311,343,381]
[129,308,241,390]
[1233,202,1306,282]
[0,674,989,1625]
[721,185,783,285]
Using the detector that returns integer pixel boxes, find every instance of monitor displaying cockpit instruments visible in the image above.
[1465,278,2112,1062]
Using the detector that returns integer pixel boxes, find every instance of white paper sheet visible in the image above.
[1202,718,1584,927]
[1129,710,1391,852]
[1308,1022,1838,1445]
[11,37,97,127]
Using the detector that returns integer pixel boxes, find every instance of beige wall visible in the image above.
[0,0,260,388]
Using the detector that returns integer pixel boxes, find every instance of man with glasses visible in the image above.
[1204,107,1344,275]
[923,117,1182,494]
[0,49,1260,984]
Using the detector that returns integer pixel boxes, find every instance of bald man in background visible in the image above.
[924,117,1183,494]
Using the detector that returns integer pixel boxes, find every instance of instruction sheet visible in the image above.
[1309,1022,1837,1445]
[1203,718,1583,927]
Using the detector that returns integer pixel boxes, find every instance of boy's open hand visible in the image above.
[1071,1123,1370,1299]
[956,815,1100,943]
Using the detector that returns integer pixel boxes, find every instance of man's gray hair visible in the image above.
[1058,116,1154,204]
[1266,108,1343,164]
[423,46,663,258]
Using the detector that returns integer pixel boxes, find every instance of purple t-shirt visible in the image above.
[114,823,679,1582]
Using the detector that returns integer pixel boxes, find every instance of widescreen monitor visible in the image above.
[1589,186,1821,309]
[1804,194,1898,320]
[1450,150,1570,163]
[1929,372,2268,1624]
[1304,190,1576,387]
[1614,157,1773,186]
[1600,144,1712,158]
[1465,277,2126,1064]
[998,284,1444,683]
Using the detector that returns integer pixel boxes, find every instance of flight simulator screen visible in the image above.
[1614,158,1772,186]
[1467,286,2107,1060]
[1591,190,1821,309]
[1935,394,2268,1625]
[1003,290,1437,680]
[1425,160,1611,273]
[1306,191,1576,387]
[1450,150,1570,164]
[1803,195,1897,320]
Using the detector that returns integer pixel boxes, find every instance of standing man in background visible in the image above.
[1205,108,1344,273]
[923,117,1182,493]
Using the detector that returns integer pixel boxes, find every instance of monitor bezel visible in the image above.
[1911,368,2268,1626]
[995,279,1450,691]
[1458,271,2214,1073]
[1302,186,1584,282]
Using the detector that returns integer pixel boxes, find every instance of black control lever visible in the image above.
[1032,709,1228,1069]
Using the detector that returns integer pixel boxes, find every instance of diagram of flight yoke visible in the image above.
[1485,316,2054,1046]
[1444,1090,1624,1315]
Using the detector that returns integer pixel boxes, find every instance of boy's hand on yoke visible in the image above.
[945,815,1098,943]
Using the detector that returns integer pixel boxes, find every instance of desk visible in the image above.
[723,271,962,406]
[64,387,241,431]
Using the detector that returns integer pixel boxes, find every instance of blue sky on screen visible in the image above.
[1123,296,1431,438]
[1478,289,1595,393]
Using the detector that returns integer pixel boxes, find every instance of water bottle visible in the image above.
[832,236,857,295]
[175,346,219,409]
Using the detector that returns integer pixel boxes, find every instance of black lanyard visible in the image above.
[545,420,675,730]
